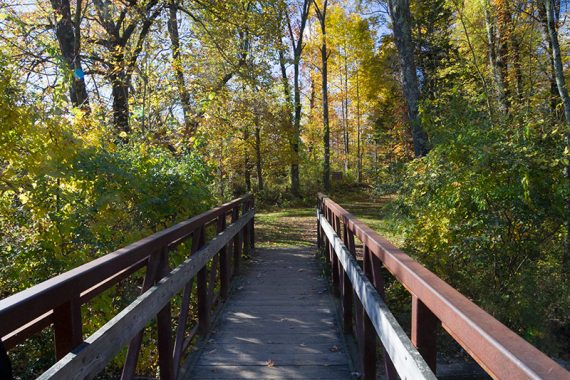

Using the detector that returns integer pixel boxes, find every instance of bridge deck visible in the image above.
[183,247,353,379]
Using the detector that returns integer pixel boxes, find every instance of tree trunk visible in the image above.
[356,70,362,184]
[167,1,196,138]
[291,60,301,196]
[538,1,561,119]
[255,117,263,191]
[244,126,251,192]
[483,0,509,114]
[110,46,130,135]
[284,0,310,197]
[50,0,89,109]
[544,0,570,274]
[315,0,331,192]
[343,43,349,172]
[387,0,429,157]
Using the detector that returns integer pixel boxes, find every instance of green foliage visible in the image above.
[0,54,213,376]
[397,93,570,354]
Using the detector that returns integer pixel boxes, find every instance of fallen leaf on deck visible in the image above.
[266,359,275,367]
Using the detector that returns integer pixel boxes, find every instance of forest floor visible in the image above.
[255,190,402,249]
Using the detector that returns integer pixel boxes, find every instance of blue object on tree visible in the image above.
[74,68,85,80]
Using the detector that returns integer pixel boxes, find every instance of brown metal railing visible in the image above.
[0,194,254,379]
[317,193,570,380]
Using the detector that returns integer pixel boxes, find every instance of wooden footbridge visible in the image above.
[1,194,569,379]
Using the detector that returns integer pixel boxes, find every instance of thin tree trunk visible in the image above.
[483,0,509,114]
[387,0,429,157]
[538,1,561,118]
[314,0,330,191]
[284,0,310,197]
[244,126,251,192]
[356,70,362,184]
[343,42,349,173]
[255,116,263,191]
[544,0,570,274]
[168,1,196,138]
[50,0,89,109]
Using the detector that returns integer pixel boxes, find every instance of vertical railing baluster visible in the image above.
[217,214,229,299]
[249,197,255,254]
[197,224,209,335]
[412,295,439,373]
[122,251,161,380]
[172,227,203,378]
[156,247,174,380]
[361,247,377,380]
[365,246,398,380]
[53,296,82,360]
[342,224,353,333]
[242,200,250,257]
[232,206,241,276]
[0,339,11,379]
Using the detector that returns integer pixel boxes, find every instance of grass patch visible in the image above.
[255,190,404,248]
[255,208,316,248]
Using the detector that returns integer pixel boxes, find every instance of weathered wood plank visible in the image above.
[185,247,352,379]
[190,365,352,379]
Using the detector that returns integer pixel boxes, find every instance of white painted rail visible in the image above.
[318,210,436,380]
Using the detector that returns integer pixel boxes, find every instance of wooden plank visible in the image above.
[185,247,352,379]
[190,365,352,379]
[319,211,437,380]
[38,210,254,380]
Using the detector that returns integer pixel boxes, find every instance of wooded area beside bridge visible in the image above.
[1,0,570,378]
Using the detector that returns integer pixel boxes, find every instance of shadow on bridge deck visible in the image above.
[181,247,354,379]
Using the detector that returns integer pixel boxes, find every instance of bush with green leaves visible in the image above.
[397,96,570,357]
[0,54,214,377]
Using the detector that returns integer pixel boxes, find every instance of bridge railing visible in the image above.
[317,193,570,380]
[0,194,254,379]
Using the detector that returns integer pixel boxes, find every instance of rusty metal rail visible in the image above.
[0,195,255,379]
[317,193,570,380]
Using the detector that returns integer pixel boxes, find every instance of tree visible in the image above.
[387,0,430,157]
[49,0,89,109]
[543,0,570,273]
[283,0,311,196]
[313,0,331,191]
[167,0,195,138]
[90,0,162,134]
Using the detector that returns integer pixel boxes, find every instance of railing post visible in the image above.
[342,225,353,333]
[364,247,398,380]
[0,339,12,380]
[53,296,82,360]
[232,206,242,276]
[316,197,322,250]
[242,201,250,257]
[249,197,255,253]
[361,248,377,380]
[329,212,340,297]
[412,295,439,373]
[217,214,229,299]
[122,251,161,380]
[197,225,209,335]
[156,247,174,380]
